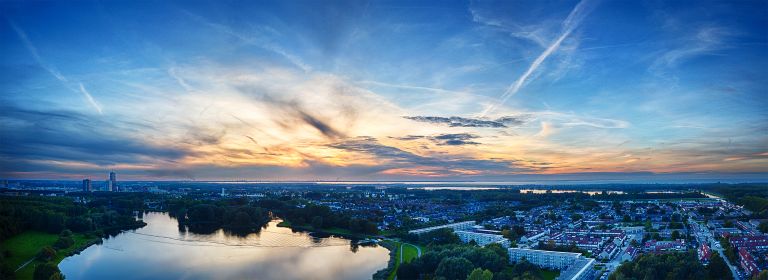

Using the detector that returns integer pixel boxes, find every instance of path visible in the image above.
[391,241,422,280]
[15,257,35,273]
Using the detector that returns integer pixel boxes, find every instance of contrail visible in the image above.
[9,20,104,114]
[480,0,596,117]
[79,83,103,114]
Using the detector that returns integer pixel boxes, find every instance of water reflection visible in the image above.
[59,212,389,280]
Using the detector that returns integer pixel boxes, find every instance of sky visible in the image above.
[1,0,766,182]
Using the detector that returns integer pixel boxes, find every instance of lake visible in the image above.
[59,212,389,280]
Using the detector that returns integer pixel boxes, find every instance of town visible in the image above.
[1,178,766,280]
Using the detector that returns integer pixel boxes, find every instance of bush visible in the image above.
[37,246,57,261]
[53,236,74,249]
[33,262,61,280]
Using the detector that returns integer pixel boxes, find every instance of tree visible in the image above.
[53,235,74,249]
[33,262,61,280]
[707,252,733,280]
[671,230,680,240]
[311,216,324,229]
[759,221,768,234]
[397,261,419,279]
[466,268,493,280]
[37,246,56,261]
[435,257,474,280]
[753,271,768,280]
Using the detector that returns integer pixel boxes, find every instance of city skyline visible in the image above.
[1,0,766,181]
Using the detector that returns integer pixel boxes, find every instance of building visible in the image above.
[620,246,638,262]
[729,235,768,251]
[408,221,476,235]
[82,179,92,192]
[455,230,510,247]
[507,248,595,280]
[109,171,118,192]
[557,258,595,280]
[508,248,581,270]
[698,244,712,263]
[739,247,760,277]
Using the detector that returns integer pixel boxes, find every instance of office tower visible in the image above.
[82,179,92,192]
[109,171,117,192]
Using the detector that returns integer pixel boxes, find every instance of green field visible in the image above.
[2,231,97,279]
[382,241,422,280]
[402,243,420,263]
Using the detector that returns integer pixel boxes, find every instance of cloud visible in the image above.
[404,115,528,128]
[481,0,597,116]
[181,10,311,72]
[9,20,103,114]
[255,94,345,139]
[392,133,482,146]
[0,104,188,167]
[329,136,530,176]
[653,26,732,69]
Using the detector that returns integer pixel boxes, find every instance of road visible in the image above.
[711,241,742,280]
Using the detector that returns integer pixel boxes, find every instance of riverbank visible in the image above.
[2,221,146,279]
[1,231,99,279]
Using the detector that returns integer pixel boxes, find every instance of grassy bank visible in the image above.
[1,231,100,279]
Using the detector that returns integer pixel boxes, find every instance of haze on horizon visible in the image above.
[1,0,766,182]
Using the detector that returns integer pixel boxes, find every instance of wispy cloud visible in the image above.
[358,80,469,95]
[9,20,103,114]
[480,0,597,117]
[181,10,311,72]
[653,26,732,69]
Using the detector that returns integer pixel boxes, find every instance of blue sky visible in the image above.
[1,0,766,181]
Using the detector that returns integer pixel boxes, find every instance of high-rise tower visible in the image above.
[109,171,117,192]
[82,179,92,192]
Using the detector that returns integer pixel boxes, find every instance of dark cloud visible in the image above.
[241,89,344,139]
[431,133,481,146]
[404,115,529,128]
[329,136,530,175]
[0,104,189,168]
[296,110,343,139]
[392,133,482,146]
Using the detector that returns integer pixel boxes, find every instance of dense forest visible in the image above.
[609,251,732,280]
[166,197,380,236]
[166,197,271,234]
[395,243,549,280]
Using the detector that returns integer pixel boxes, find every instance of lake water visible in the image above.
[59,212,389,280]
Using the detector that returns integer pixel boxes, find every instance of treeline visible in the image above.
[0,195,146,242]
[609,251,732,280]
[706,184,768,218]
[254,199,379,235]
[396,243,547,280]
[167,198,271,234]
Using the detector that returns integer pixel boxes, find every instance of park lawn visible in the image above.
[539,269,560,280]
[402,243,419,263]
[2,231,97,279]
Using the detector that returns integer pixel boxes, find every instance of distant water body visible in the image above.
[59,212,389,280]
